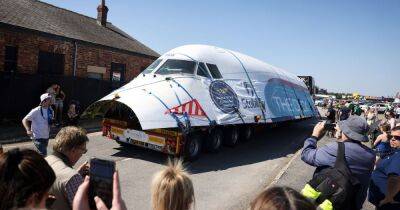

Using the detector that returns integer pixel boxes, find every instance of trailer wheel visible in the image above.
[205,129,223,152]
[223,127,239,147]
[183,133,202,161]
[240,126,253,142]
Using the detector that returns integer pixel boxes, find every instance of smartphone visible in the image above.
[324,122,336,130]
[88,158,115,209]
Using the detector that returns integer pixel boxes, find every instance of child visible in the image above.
[66,101,79,126]
[373,123,392,166]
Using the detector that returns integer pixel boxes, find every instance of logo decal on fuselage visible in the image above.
[209,80,239,114]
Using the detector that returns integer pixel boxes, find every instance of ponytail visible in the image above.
[0,149,55,210]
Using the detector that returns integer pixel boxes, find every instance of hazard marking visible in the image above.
[165,99,207,117]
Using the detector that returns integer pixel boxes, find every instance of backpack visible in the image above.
[304,142,360,210]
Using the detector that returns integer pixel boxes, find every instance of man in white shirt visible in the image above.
[22,93,53,156]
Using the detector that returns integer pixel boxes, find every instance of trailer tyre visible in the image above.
[223,127,239,147]
[183,134,202,161]
[240,126,253,142]
[206,129,223,152]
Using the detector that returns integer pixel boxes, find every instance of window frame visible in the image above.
[142,59,163,74]
[154,59,197,76]
[37,51,65,75]
[206,63,223,79]
[4,45,18,73]
[195,62,212,79]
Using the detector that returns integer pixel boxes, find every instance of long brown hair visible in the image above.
[0,149,55,210]
[250,186,316,210]
[151,159,194,210]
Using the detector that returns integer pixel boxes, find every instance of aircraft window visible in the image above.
[155,59,196,75]
[206,63,222,79]
[197,62,211,78]
[142,59,162,74]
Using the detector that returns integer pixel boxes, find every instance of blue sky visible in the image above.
[42,0,400,97]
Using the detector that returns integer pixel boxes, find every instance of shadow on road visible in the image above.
[110,119,317,174]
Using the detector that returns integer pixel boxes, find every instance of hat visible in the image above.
[338,115,369,142]
[40,93,52,104]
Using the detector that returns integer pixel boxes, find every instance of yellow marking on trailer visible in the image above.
[148,135,165,145]
[150,129,180,137]
[111,127,124,135]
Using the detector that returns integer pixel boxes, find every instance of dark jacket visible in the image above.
[301,137,376,209]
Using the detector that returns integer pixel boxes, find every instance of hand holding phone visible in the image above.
[324,122,336,130]
[72,171,127,210]
[312,121,327,139]
[78,161,90,177]
[89,158,115,209]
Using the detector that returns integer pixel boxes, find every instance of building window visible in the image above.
[38,51,64,75]
[87,72,103,80]
[110,62,125,83]
[87,66,106,80]
[4,46,18,73]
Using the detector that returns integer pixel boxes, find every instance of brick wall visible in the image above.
[0,27,156,82]
[76,44,154,81]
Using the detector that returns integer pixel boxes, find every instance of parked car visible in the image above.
[393,102,400,118]
[314,99,325,107]
[359,102,372,112]
[371,103,388,114]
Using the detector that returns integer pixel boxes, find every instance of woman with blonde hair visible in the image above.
[151,159,194,210]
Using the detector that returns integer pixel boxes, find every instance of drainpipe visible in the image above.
[73,41,78,76]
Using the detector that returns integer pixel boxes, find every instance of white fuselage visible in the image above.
[97,45,318,130]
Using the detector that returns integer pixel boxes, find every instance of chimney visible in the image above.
[97,0,108,26]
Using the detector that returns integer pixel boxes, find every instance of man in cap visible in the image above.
[22,93,54,156]
[301,115,376,209]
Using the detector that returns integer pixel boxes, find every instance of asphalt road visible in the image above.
[4,119,316,210]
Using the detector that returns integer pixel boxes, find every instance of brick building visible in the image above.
[0,0,159,81]
[0,0,159,119]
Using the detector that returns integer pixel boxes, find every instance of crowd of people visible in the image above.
[1,93,400,210]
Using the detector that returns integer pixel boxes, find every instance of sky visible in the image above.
[42,0,400,97]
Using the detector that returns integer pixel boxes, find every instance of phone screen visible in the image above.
[89,158,115,209]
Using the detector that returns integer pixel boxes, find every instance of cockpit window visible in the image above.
[197,62,211,78]
[155,59,196,75]
[142,59,162,74]
[206,63,223,79]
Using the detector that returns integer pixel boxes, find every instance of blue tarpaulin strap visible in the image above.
[225,50,267,123]
[165,77,212,124]
[143,89,185,131]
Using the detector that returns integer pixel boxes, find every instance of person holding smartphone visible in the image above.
[72,171,126,210]
[45,126,89,210]
[301,116,376,209]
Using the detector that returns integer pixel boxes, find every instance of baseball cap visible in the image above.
[40,93,52,104]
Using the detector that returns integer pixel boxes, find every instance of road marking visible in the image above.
[267,148,302,187]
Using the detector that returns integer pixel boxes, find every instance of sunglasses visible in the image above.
[391,135,400,141]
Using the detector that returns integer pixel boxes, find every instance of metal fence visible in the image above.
[0,72,117,120]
